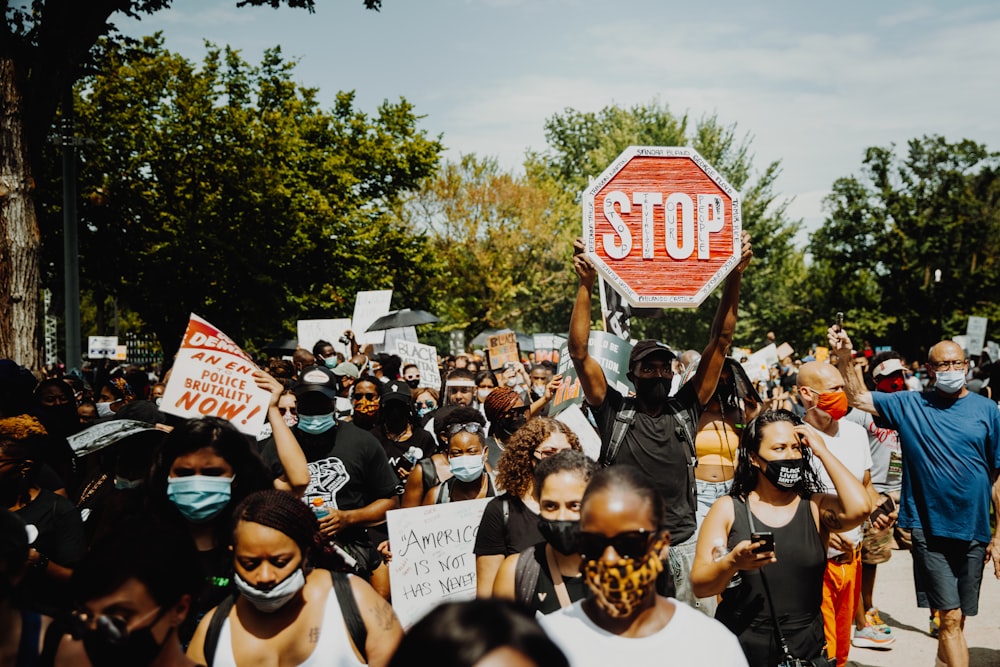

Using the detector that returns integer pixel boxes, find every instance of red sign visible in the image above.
[582,146,742,308]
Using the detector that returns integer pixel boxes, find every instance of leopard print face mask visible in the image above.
[582,534,668,618]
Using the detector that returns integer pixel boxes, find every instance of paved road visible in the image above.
[846,547,999,667]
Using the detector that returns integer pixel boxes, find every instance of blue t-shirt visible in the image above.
[871,390,1000,542]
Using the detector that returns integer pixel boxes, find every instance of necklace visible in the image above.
[77,473,109,506]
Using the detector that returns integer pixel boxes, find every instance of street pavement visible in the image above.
[846,547,999,667]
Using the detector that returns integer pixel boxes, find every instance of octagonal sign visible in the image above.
[582,146,742,308]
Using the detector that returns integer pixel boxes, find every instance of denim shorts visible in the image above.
[910,528,986,616]
[695,478,732,527]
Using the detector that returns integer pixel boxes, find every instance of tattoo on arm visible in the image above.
[373,596,397,632]
[821,506,843,531]
[309,626,320,643]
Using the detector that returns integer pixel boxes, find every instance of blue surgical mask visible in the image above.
[449,454,485,482]
[166,475,233,523]
[297,412,336,434]
[114,475,143,490]
[934,370,966,394]
[324,358,338,369]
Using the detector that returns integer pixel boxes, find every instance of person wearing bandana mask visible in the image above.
[796,361,884,665]
[493,450,595,614]
[541,466,748,666]
[186,489,402,667]
[55,520,202,667]
[350,378,382,431]
[691,410,870,667]
[830,331,1000,667]
[568,232,754,614]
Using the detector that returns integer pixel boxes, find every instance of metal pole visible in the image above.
[62,90,81,371]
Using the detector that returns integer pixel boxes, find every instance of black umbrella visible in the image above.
[262,337,298,355]
[365,308,440,332]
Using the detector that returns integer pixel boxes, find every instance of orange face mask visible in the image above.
[808,388,848,420]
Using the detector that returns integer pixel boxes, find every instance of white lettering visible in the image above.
[697,194,724,259]
[602,191,632,259]
[632,192,663,259]
[664,193,694,259]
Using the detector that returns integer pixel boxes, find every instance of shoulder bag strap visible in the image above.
[203,594,237,667]
[332,571,368,663]
[543,544,573,609]
[514,544,542,608]
[744,502,795,663]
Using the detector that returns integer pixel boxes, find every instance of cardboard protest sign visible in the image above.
[741,343,778,384]
[532,334,564,364]
[550,332,633,416]
[297,318,352,358]
[352,290,393,348]
[775,342,794,361]
[159,314,271,435]
[387,498,490,629]
[394,339,441,389]
[485,330,519,371]
[815,346,829,363]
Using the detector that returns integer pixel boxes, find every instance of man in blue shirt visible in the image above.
[829,327,1000,667]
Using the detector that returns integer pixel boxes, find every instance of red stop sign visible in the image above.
[582,146,742,308]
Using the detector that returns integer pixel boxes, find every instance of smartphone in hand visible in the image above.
[751,531,774,554]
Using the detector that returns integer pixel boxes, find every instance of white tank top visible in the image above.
[213,587,364,667]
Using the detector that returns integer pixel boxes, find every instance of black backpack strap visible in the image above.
[514,544,541,608]
[601,398,636,467]
[670,402,700,510]
[332,571,368,663]
[419,458,438,495]
[203,594,237,667]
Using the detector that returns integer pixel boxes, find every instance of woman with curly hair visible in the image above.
[473,417,580,597]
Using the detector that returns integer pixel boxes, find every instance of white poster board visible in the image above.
[966,316,988,358]
[394,339,441,389]
[382,327,418,357]
[352,290,393,348]
[553,403,601,461]
[297,318,353,359]
[159,314,271,435]
[386,498,490,629]
[742,343,778,384]
[88,336,118,359]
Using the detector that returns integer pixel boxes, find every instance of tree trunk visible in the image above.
[0,56,41,371]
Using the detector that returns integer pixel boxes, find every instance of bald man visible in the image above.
[797,361,884,664]
[829,330,1000,667]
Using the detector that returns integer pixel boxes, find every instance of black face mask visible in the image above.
[538,518,580,556]
[82,619,168,667]
[34,404,80,436]
[405,379,420,390]
[634,377,672,405]
[759,457,803,490]
[494,415,526,440]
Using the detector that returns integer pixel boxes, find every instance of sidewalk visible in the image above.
[846,548,1000,667]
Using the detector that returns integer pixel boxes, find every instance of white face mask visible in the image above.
[477,389,493,403]
[234,569,306,613]
[934,369,966,394]
[95,401,115,418]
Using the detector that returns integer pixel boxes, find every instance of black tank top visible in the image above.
[530,546,590,615]
[717,495,825,629]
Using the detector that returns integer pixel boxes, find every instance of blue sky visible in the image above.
[118,0,1000,246]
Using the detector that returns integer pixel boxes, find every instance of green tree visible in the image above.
[0,0,379,369]
[400,154,578,341]
[42,36,440,358]
[810,135,1000,361]
[538,101,806,352]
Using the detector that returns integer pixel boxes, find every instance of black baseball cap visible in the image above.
[629,340,677,367]
[380,379,412,405]
[292,365,339,399]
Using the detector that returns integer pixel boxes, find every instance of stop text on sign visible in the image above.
[601,191,725,260]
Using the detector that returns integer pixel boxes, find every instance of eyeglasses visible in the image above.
[353,392,379,402]
[447,422,485,436]
[930,360,967,371]
[70,606,163,644]
[277,407,297,415]
[577,529,657,561]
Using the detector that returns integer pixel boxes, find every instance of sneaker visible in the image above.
[852,625,897,649]
[929,612,940,638]
[865,607,892,634]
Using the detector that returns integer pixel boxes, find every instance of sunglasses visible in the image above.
[447,422,485,436]
[70,606,164,645]
[577,529,658,561]
[278,407,297,415]
[502,406,528,419]
[417,400,437,409]
[353,392,379,402]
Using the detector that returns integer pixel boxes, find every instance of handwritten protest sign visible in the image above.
[486,330,519,371]
[550,331,633,416]
[532,334,564,365]
[353,290,393,349]
[387,498,490,629]
[394,339,441,389]
[159,314,271,436]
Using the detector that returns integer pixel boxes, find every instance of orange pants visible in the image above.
[821,551,861,667]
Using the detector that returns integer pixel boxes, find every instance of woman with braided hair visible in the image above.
[187,488,402,667]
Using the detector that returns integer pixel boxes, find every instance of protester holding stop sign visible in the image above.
[568,230,753,615]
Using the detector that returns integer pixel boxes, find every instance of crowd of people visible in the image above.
[1,233,998,667]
